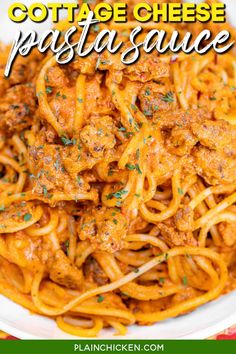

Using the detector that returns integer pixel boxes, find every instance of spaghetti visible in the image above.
[0,0,236,338]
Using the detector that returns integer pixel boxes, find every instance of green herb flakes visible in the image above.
[97,295,104,303]
[24,213,32,222]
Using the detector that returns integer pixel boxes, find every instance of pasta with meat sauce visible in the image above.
[0,0,236,337]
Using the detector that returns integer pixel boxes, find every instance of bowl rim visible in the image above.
[1,291,236,340]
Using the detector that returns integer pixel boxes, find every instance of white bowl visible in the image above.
[0,291,236,339]
[0,0,236,340]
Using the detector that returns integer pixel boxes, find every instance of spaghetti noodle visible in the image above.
[0,0,236,338]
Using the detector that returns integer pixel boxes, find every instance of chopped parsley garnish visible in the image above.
[92,24,100,32]
[36,91,43,98]
[178,188,184,196]
[43,185,48,197]
[2,178,9,183]
[113,219,118,225]
[83,0,96,4]
[61,136,76,146]
[24,213,32,222]
[108,169,114,176]
[125,163,136,171]
[124,132,134,139]
[54,159,60,171]
[45,86,53,94]
[10,104,20,110]
[65,240,69,256]
[143,109,152,117]
[121,31,129,37]
[159,277,165,284]
[128,118,134,126]
[106,189,128,200]
[135,164,142,174]
[176,123,183,128]
[101,60,110,65]
[161,91,174,103]
[97,295,104,303]
[209,96,217,101]
[0,205,5,211]
[145,88,151,96]
[95,57,109,70]
[125,163,142,174]
[143,135,152,144]
[118,126,126,132]
[182,276,188,286]
[77,97,83,103]
[130,104,137,111]
[133,268,139,273]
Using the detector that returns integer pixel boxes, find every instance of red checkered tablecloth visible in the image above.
[0,331,18,340]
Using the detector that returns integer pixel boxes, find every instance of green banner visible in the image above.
[0,340,236,354]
